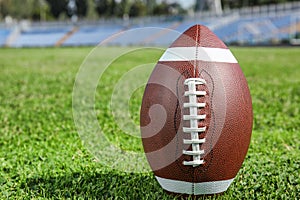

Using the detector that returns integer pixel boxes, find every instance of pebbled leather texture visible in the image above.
[140,25,253,195]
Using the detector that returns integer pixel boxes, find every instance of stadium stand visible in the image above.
[63,25,123,46]
[0,29,11,47]
[0,2,299,47]
[11,26,72,47]
[105,21,179,46]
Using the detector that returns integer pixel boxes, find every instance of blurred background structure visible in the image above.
[0,0,300,47]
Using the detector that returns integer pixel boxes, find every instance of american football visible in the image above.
[2,1,299,198]
[140,24,253,196]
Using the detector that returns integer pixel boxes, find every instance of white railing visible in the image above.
[195,1,300,19]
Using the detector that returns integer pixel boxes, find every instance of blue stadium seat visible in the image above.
[12,27,71,47]
[270,15,291,28]
[0,29,11,47]
[103,21,179,46]
[106,27,164,46]
[63,25,123,46]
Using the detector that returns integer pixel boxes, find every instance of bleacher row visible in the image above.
[0,10,299,47]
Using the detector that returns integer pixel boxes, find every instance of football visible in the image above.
[140,24,253,196]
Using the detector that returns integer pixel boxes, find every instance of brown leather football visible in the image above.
[140,24,253,196]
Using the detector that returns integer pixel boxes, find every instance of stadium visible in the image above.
[0,0,299,199]
[0,1,300,47]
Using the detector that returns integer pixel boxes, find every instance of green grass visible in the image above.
[0,47,299,199]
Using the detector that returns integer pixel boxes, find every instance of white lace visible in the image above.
[182,78,207,167]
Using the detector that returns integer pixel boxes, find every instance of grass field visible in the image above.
[0,47,299,199]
